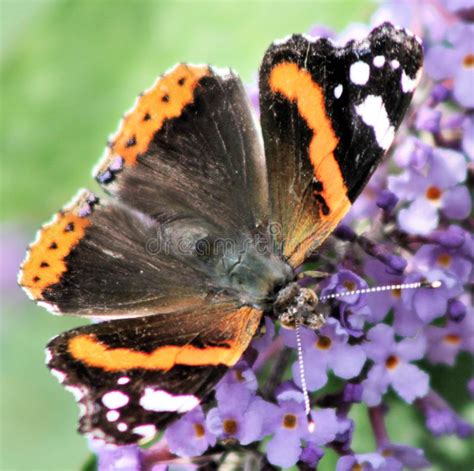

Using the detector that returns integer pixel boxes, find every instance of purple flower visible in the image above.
[443,0,474,15]
[250,316,275,353]
[425,23,474,107]
[307,407,340,446]
[462,116,474,161]
[334,417,355,452]
[430,83,450,105]
[342,166,389,224]
[336,452,394,471]
[89,442,141,471]
[468,378,474,398]
[245,80,259,114]
[376,189,399,214]
[308,24,335,38]
[343,383,363,403]
[362,325,429,405]
[393,137,432,171]
[165,406,215,457]
[363,258,404,323]
[389,148,471,235]
[265,388,338,468]
[378,443,431,469]
[425,310,474,365]
[417,390,474,438]
[1,225,29,305]
[299,442,324,467]
[283,318,366,391]
[415,106,442,133]
[413,233,473,284]
[321,269,369,310]
[394,270,463,336]
[206,383,275,445]
[447,298,467,322]
[218,359,258,392]
[264,388,311,468]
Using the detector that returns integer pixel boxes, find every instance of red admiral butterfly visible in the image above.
[19,23,422,445]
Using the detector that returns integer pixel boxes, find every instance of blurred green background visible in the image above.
[1,1,472,470]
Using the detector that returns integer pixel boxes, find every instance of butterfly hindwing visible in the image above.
[46,304,262,444]
[259,22,423,267]
[19,190,221,317]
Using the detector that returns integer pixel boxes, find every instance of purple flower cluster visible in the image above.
[94,1,473,469]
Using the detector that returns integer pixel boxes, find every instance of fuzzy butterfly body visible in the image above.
[19,23,422,445]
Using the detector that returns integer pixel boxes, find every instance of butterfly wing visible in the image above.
[46,304,262,444]
[94,64,268,235]
[259,23,423,267]
[18,190,230,317]
[19,64,271,317]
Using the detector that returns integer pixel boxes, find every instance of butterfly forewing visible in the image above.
[259,22,423,267]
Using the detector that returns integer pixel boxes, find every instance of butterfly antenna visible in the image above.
[319,280,441,302]
[295,321,315,432]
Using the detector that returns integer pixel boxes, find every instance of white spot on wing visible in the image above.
[139,388,199,413]
[401,68,422,93]
[302,33,318,42]
[51,369,66,383]
[350,61,370,85]
[391,59,400,69]
[45,348,53,364]
[211,66,233,79]
[78,403,87,418]
[65,385,85,401]
[132,424,157,440]
[373,55,385,68]
[334,84,343,99]
[37,301,60,314]
[102,390,129,409]
[106,410,120,422]
[117,422,128,432]
[117,376,130,385]
[272,34,292,46]
[355,95,395,150]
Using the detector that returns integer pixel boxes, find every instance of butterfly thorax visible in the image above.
[222,242,294,309]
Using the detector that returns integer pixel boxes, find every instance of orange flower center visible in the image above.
[385,354,400,370]
[283,413,297,429]
[344,280,357,291]
[316,335,332,350]
[193,423,205,438]
[425,186,442,201]
[352,464,363,471]
[234,369,245,382]
[223,419,238,435]
[391,288,401,298]
[463,54,474,68]
[437,253,452,267]
[443,334,461,345]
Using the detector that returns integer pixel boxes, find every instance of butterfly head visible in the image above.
[273,282,326,330]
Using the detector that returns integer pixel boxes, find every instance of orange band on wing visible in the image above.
[96,64,210,175]
[19,191,93,300]
[68,334,241,372]
[269,62,351,217]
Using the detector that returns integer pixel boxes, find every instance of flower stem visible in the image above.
[368,405,390,447]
